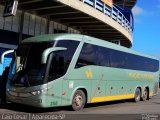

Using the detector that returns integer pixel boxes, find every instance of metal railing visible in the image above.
[80,0,133,33]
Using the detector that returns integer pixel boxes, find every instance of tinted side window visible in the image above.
[110,50,127,68]
[76,44,98,68]
[76,43,110,68]
[48,40,79,81]
[98,47,110,67]
[76,43,159,72]
[109,49,159,72]
[56,40,79,62]
[48,51,66,80]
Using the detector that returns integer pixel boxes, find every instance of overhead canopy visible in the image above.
[0,0,137,47]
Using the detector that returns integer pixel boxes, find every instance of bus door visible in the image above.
[46,52,63,107]
[45,46,69,107]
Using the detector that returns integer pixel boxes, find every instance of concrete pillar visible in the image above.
[18,11,24,43]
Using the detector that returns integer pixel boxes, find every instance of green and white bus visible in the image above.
[6,34,159,111]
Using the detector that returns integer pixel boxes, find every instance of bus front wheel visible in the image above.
[71,90,86,111]
[134,88,141,102]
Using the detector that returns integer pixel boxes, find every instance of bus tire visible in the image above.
[134,88,141,102]
[142,88,149,101]
[71,90,86,111]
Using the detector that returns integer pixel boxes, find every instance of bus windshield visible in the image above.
[8,40,80,87]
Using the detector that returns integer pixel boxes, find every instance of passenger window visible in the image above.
[76,43,98,68]
[98,47,110,67]
[76,43,110,68]
[75,43,159,72]
[48,40,79,81]
[49,52,65,79]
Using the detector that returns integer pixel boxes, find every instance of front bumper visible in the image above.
[6,91,47,108]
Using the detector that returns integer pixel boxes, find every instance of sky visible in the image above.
[131,0,160,60]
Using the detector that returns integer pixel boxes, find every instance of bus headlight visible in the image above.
[30,86,52,96]
[31,89,46,96]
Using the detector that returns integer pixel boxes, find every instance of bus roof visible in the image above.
[22,34,83,43]
[22,33,158,60]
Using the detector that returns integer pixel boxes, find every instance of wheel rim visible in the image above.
[135,89,140,101]
[74,94,83,107]
[143,89,148,100]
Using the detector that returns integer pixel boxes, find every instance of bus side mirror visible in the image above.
[0,50,14,64]
[41,47,67,64]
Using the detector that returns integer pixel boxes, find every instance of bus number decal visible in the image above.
[50,101,58,106]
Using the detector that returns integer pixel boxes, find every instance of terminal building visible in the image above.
[0,0,137,48]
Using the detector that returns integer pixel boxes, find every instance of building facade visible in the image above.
[0,0,137,47]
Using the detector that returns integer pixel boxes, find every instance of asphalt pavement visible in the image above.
[0,89,160,120]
